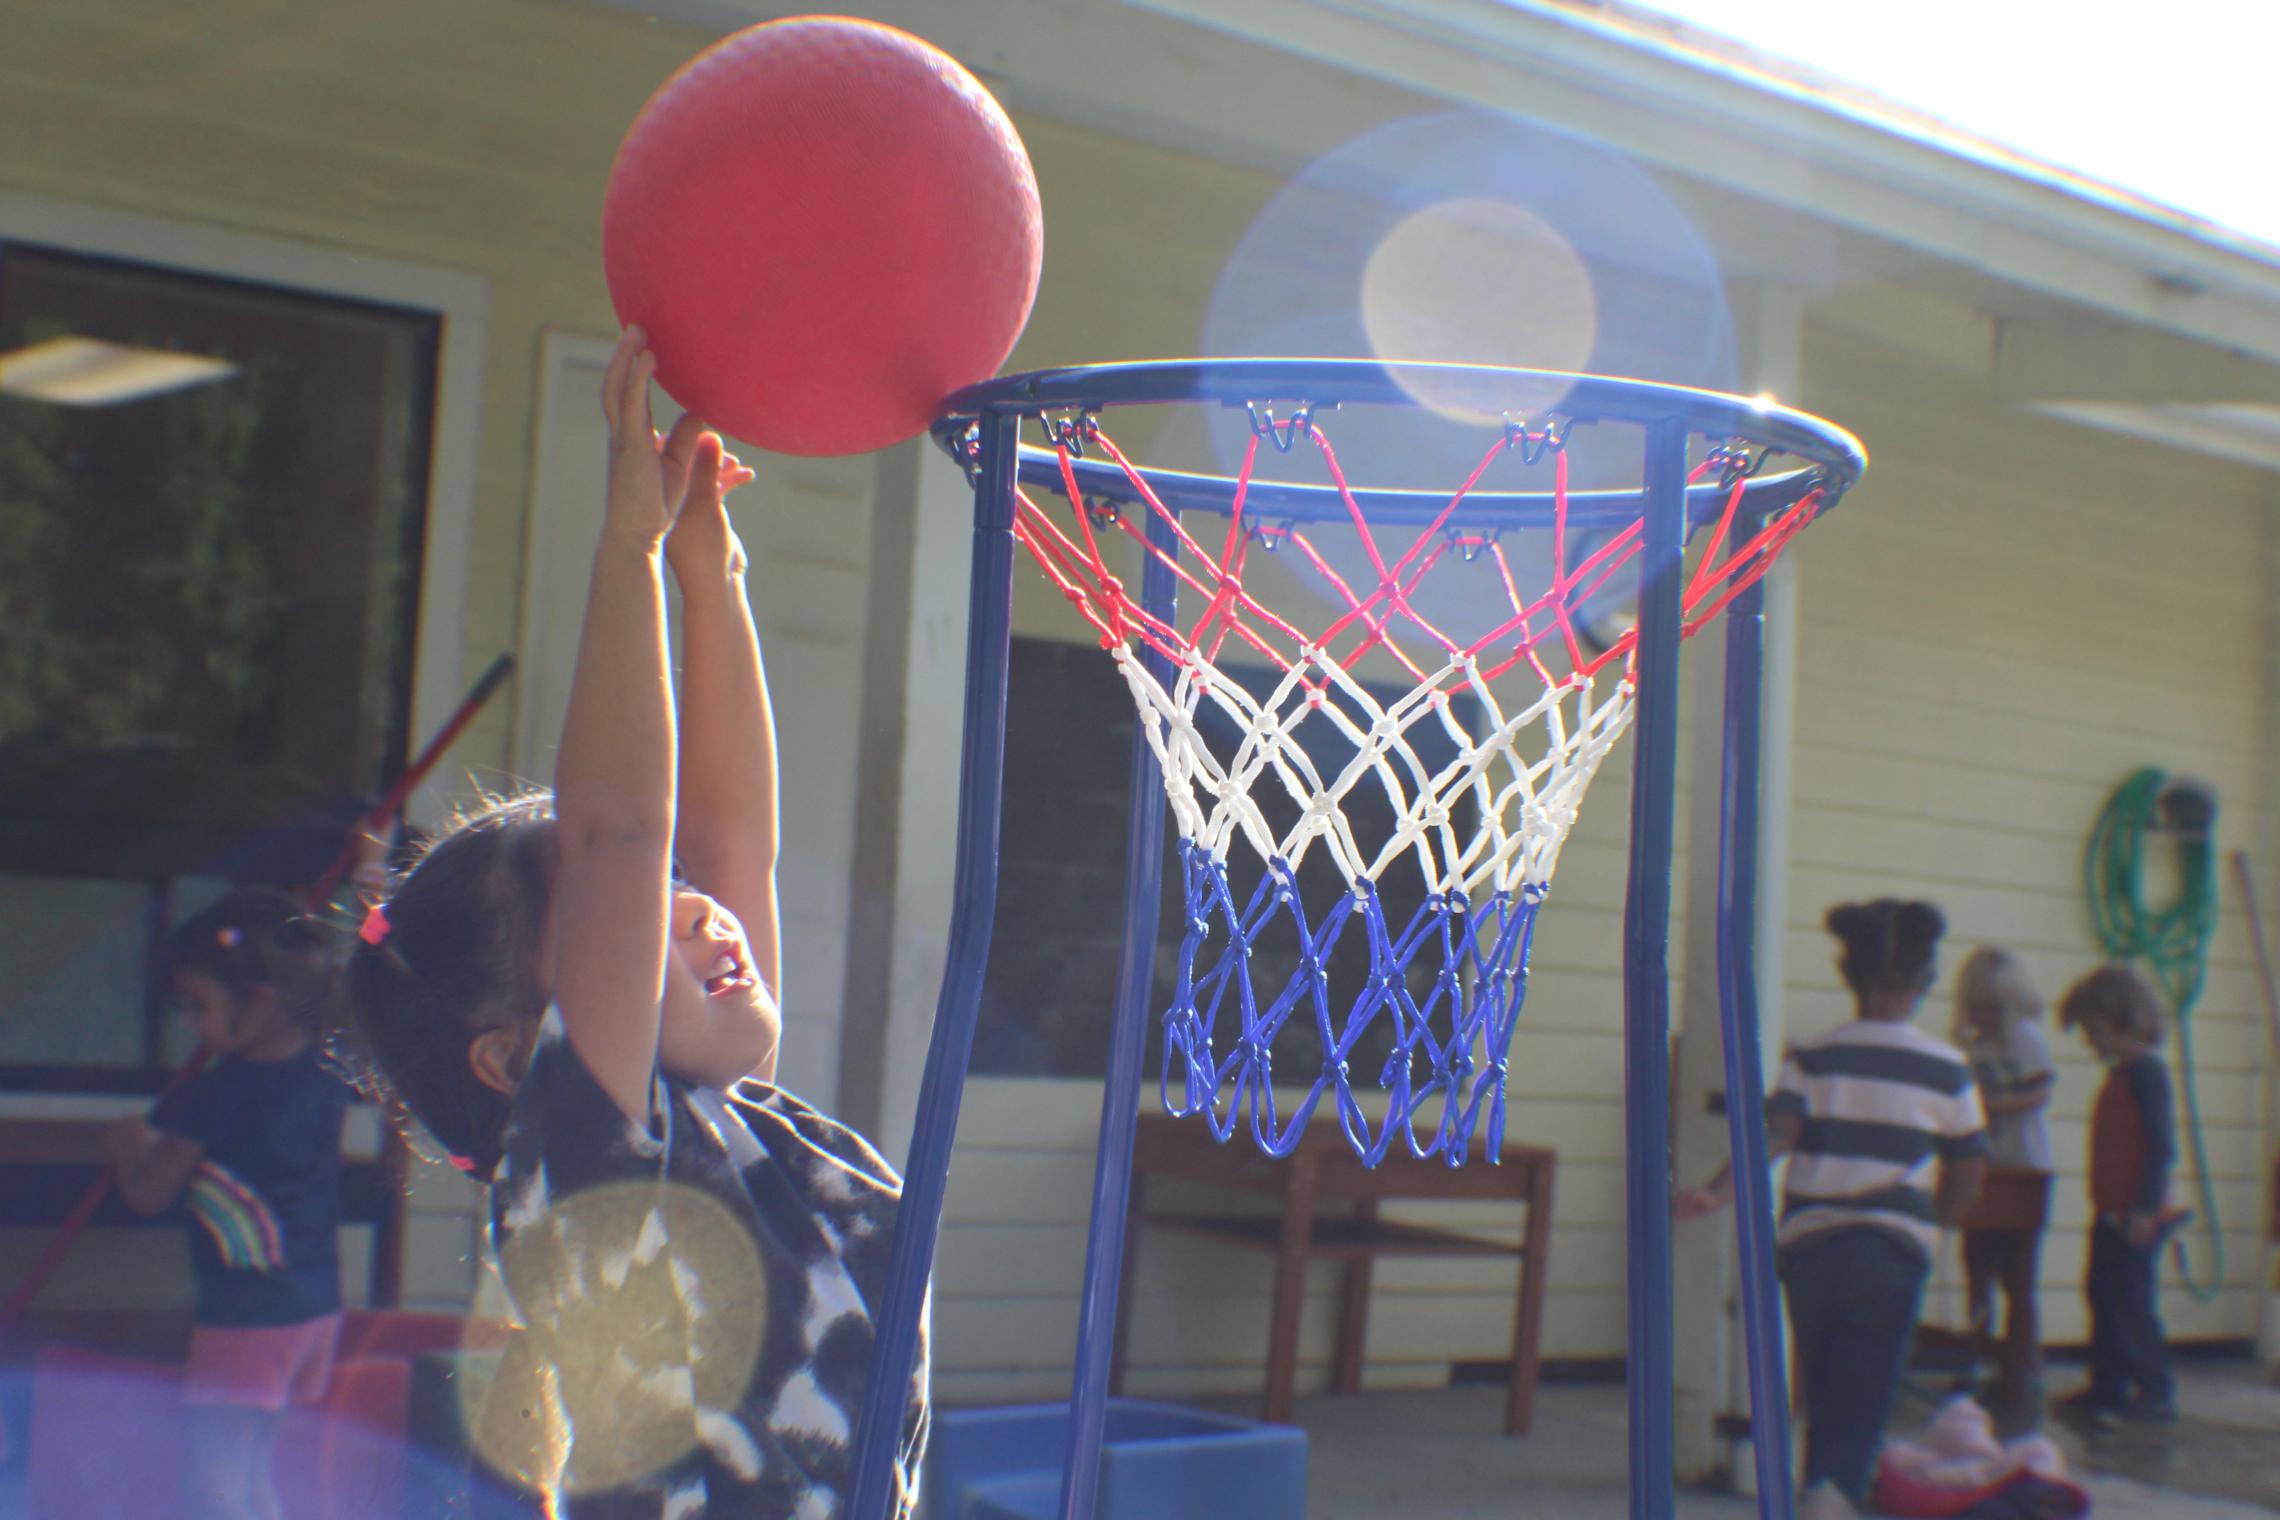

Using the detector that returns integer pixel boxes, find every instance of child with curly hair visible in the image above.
[1678,899,1988,1519]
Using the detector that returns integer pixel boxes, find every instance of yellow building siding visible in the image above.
[1791,318,2275,1344]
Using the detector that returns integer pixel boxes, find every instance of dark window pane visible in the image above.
[0,244,436,1072]
[0,242,435,888]
[979,636,1479,1080]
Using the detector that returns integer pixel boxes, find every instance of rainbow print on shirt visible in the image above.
[186,1159,286,1272]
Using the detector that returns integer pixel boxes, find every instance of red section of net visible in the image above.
[1009,417,1822,692]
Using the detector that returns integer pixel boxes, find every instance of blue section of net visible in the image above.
[1160,837,1545,1166]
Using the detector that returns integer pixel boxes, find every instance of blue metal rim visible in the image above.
[930,357,1867,528]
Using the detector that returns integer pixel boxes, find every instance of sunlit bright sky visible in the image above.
[1620,1,2280,252]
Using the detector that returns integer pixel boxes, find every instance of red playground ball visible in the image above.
[602,17,1043,457]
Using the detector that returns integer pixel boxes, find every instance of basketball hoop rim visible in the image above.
[932,357,1867,528]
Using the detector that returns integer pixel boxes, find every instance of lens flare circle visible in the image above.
[1361,196,1598,423]
[1203,109,1735,490]
[459,1179,769,1497]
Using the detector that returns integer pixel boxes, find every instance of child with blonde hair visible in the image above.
[1948,947,2056,1434]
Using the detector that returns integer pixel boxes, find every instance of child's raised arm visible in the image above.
[549,329,709,1123]
[664,445,782,1014]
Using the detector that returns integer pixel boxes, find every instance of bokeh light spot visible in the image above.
[1361,197,1597,422]
[459,1179,768,1497]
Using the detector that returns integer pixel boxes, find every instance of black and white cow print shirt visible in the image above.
[488,1009,927,1518]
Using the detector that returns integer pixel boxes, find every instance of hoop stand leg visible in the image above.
[1057,511,1183,1520]
[1714,542,1798,1518]
[848,413,1021,1520]
[1622,419,1687,1520]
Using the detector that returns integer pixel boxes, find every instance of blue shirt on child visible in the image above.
[149,1049,353,1327]
[489,1009,927,1519]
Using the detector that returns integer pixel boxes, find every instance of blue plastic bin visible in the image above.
[923,1398,1306,1520]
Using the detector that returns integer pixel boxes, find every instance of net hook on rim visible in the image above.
[1710,438,1773,489]
[1249,517,1298,552]
[1035,409,1102,458]
[1245,401,1317,454]
[1446,526,1499,565]
[1501,414,1573,467]
[945,420,984,481]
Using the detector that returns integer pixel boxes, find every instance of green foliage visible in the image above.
[0,355,295,751]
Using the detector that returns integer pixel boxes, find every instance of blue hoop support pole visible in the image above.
[848,412,1022,1520]
[1057,504,1184,1520]
[1622,418,1688,1520]
[1712,537,1797,1518]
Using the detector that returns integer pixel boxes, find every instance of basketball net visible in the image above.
[1005,409,1820,1165]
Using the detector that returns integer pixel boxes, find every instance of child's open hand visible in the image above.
[104,1116,153,1170]
[665,431,757,586]
[602,327,711,547]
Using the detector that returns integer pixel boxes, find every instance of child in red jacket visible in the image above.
[2054,965,2180,1427]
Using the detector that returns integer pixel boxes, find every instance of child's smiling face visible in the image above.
[656,886,779,1088]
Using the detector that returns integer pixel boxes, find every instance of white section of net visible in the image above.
[1111,642,1637,897]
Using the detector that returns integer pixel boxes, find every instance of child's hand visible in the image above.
[104,1116,153,1170]
[665,433,757,587]
[1673,1186,1724,1221]
[601,327,710,548]
[2125,1212,2159,1249]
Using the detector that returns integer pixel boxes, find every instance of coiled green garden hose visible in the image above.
[2084,766,2223,1303]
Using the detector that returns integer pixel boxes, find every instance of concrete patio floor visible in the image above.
[1211,1360,2280,1519]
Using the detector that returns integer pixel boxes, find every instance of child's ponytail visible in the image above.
[335,791,557,1180]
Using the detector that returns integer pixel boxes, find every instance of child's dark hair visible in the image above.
[339,791,558,1179]
[165,889,338,1032]
[2058,963,2167,1046]
[1824,898,1946,1001]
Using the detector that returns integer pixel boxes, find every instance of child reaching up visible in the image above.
[2054,964,2180,1428]
[342,330,926,1516]
[106,888,354,1520]
[1676,900,1987,1520]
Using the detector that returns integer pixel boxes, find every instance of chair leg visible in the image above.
[1333,1200,1378,1395]
[1262,1156,1318,1425]
[1507,1157,1555,1436]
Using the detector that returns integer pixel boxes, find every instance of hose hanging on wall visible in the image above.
[2083,767,2223,1303]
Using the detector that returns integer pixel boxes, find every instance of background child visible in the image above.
[342,329,926,1517]
[1677,899,1988,1520]
[2055,964,2179,1427]
[105,888,353,1520]
[1949,947,2056,1435]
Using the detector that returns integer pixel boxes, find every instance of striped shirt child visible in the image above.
[1771,1019,1990,1264]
